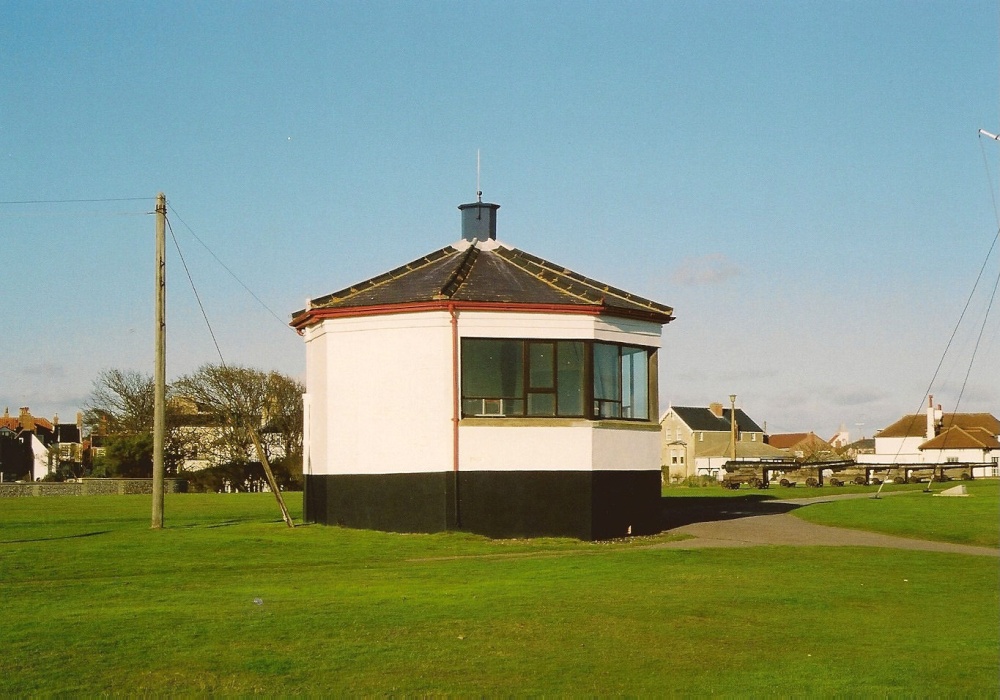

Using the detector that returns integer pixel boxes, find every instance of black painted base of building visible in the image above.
[303,470,661,541]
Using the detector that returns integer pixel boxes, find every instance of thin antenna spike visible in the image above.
[476,150,482,201]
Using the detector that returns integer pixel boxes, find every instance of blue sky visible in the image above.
[2,0,998,440]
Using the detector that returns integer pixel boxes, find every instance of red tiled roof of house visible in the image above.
[766,432,811,449]
[878,412,1000,438]
[0,412,53,432]
[919,426,1000,450]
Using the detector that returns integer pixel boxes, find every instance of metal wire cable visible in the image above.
[166,215,228,368]
[165,204,293,332]
[877,141,1000,495]
[0,197,149,204]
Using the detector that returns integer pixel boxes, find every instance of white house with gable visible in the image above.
[858,396,1000,478]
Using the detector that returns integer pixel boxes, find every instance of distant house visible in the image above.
[0,407,55,480]
[170,397,226,472]
[170,396,287,473]
[919,425,1000,470]
[52,413,84,468]
[841,437,875,460]
[857,396,1000,477]
[291,199,674,540]
[660,402,785,481]
[766,432,840,463]
[828,425,850,450]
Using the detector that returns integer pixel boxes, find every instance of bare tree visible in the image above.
[84,369,156,435]
[174,364,300,526]
[263,371,304,464]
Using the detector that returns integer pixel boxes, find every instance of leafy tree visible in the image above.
[91,433,154,478]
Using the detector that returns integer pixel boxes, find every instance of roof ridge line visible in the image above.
[492,246,604,305]
[436,244,479,299]
[502,247,674,316]
[311,245,458,308]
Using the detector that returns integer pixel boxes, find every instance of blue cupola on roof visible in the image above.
[458,196,499,241]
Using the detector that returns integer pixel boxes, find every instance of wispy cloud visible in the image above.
[826,387,891,407]
[670,254,740,287]
[21,363,67,380]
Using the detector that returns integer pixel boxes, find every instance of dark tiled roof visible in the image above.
[293,240,673,326]
[668,406,764,434]
[54,424,81,443]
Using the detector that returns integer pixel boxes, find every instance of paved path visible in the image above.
[656,492,999,557]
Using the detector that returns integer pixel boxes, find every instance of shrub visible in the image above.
[182,459,302,493]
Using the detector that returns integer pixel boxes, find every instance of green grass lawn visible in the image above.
[663,480,930,497]
[791,479,1000,548]
[1,492,997,695]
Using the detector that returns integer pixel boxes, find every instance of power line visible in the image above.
[0,197,149,204]
[0,211,147,218]
[166,203,293,332]
[166,216,228,368]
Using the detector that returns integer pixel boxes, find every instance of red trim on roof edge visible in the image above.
[290,300,673,330]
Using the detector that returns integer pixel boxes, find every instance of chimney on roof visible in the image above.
[458,196,499,242]
[19,407,33,431]
[709,402,724,418]
[926,395,935,440]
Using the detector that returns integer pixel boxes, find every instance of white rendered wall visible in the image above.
[31,434,50,480]
[303,308,663,476]
[304,312,454,475]
[973,462,999,478]
[857,436,925,464]
[457,423,659,472]
[920,447,995,463]
[456,311,661,347]
[591,425,661,471]
[459,424,593,471]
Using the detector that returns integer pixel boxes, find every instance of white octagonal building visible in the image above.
[291,200,674,540]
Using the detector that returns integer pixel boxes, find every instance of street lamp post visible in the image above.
[729,394,737,462]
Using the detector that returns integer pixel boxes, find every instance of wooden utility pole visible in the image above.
[249,427,294,528]
[152,192,166,529]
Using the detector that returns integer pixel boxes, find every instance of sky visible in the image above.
[2,0,998,441]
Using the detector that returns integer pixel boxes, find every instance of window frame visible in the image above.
[460,337,655,422]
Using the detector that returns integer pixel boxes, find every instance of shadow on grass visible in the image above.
[1,530,112,544]
[660,495,802,529]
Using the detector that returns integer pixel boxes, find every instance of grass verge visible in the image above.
[790,479,999,548]
[0,492,997,695]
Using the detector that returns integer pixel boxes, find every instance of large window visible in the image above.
[461,338,653,420]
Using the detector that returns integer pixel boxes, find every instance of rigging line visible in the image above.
[0,211,147,218]
[877,225,1000,493]
[0,197,149,205]
[951,265,1000,421]
[920,151,1000,455]
[165,204,292,331]
[979,136,1000,230]
[166,216,228,369]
